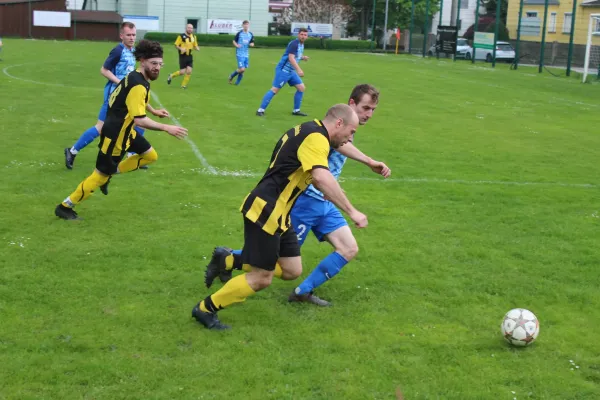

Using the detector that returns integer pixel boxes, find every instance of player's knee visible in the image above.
[94,121,104,133]
[239,67,246,73]
[297,85,306,92]
[336,242,358,261]
[271,88,279,94]
[249,270,273,290]
[143,148,158,163]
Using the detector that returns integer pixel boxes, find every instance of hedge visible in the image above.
[143,32,372,51]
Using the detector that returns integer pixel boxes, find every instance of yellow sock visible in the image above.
[182,74,191,87]
[117,148,158,173]
[225,254,235,270]
[171,71,181,78]
[62,170,109,207]
[199,274,255,313]
[240,263,281,277]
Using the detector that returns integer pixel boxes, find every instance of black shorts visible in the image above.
[241,217,301,271]
[179,55,193,69]
[96,133,151,175]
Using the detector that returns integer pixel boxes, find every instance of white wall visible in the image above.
[431,0,482,36]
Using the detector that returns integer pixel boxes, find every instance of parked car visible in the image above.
[464,41,515,63]
[427,38,471,58]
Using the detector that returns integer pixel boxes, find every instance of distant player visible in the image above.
[64,23,166,170]
[167,24,199,89]
[0,36,3,61]
[228,20,254,85]
[205,84,390,306]
[256,28,310,117]
[192,104,364,330]
[54,40,188,220]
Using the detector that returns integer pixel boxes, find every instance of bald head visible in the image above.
[186,24,194,34]
[322,104,359,149]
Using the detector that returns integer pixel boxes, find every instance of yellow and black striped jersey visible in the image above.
[240,119,331,235]
[175,33,198,56]
[100,70,149,157]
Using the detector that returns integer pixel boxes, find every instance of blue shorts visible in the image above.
[237,56,249,69]
[272,68,302,88]
[290,193,348,246]
[97,101,109,121]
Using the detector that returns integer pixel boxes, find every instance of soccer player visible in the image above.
[228,20,254,85]
[205,84,391,306]
[167,24,199,89]
[64,22,164,170]
[256,28,310,117]
[54,40,188,221]
[192,104,366,330]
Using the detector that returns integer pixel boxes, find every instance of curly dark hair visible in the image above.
[135,40,163,61]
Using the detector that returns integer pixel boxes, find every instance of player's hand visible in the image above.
[165,125,188,139]
[153,109,170,118]
[250,43,255,47]
[297,69,304,77]
[350,210,368,229]
[368,160,391,178]
[302,56,309,61]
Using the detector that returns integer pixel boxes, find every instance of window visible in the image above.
[548,12,556,33]
[595,17,600,34]
[526,11,538,18]
[563,13,572,33]
[186,18,199,30]
[460,0,469,9]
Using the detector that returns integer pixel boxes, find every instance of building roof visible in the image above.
[581,0,600,6]
[70,10,122,24]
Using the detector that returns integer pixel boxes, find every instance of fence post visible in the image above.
[422,0,430,56]
[370,0,376,49]
[492,0,501,67]
[566,0,578,76]
[383,0,389,51]
[454,0,462,61]
[514,0,524,69]
[473,0,481,63]
[539,0,550,73]
[409,0,415,54]
[28,0,32,38]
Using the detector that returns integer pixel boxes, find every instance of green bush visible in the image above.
[143,32,372,51]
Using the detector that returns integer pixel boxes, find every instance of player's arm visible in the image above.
[298,133,367,228]
[250,34,255,47]
[145,103,169,118]
[233,32,241,48]
[193,35,200,51]
[337,142,391,178]
[101,46,124,85]
[174,35,185,53]
[126,85,187,138]
[286,42,303,75]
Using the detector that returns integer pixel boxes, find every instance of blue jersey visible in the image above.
[304,148,347,201]
[102,43,136,99]
[276,39,304,73]
[234,30,254,58]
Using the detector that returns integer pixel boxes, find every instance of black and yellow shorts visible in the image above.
[179,54,194,69]
[96,133,151,175]
[241,217,301,271]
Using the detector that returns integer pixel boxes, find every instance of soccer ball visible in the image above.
[501,308,540,346]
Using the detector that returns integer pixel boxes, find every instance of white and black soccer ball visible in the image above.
[501,308,540,347]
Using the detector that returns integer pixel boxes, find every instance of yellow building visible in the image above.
[507,0,600,44]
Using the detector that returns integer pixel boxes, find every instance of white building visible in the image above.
[84,0,271,36]
[431,0,484,36]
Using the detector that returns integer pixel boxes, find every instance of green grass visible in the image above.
[0,38,599,399]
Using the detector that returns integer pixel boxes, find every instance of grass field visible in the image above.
[0,38,599,399]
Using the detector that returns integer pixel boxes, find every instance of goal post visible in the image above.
[582,13,600,83]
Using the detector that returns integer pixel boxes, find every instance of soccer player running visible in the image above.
[205,84,390,306]
[192,105,366,330]
[167,24,199,89]
[228,20,254,85]
[54,40,188,220]
[64,22,168,169]
[256,28,310,117]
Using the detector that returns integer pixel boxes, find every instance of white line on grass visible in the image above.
[2,64,597,189]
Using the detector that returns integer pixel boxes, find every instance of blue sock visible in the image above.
[133,126,145,136]
[259,90,276,110]
[232,250,242,256]
[235,73,244,85]
[230,71,239,80]
[73,126,100,152]
[293,90,304,111]
[295,252,348,295]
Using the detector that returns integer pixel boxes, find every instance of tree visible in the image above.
[482,0,508,24]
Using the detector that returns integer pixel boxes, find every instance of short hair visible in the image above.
[242,20,249,24]
[135,40,163,61]
[121,22,135,31]
[298,28,308,33]
[349,84,379,105]
[324,104,357,125]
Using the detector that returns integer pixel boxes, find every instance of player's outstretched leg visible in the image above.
[228,70,239,84]
[257,88,278,116]
[292,84,307,116]
[65,125,101,169]
[205,246,234,288]
[55,169,110,220]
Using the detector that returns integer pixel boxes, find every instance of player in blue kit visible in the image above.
[256,28,310,117]
[228,20,254,85]
[64,22,168,169]
[206,84,392,306]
